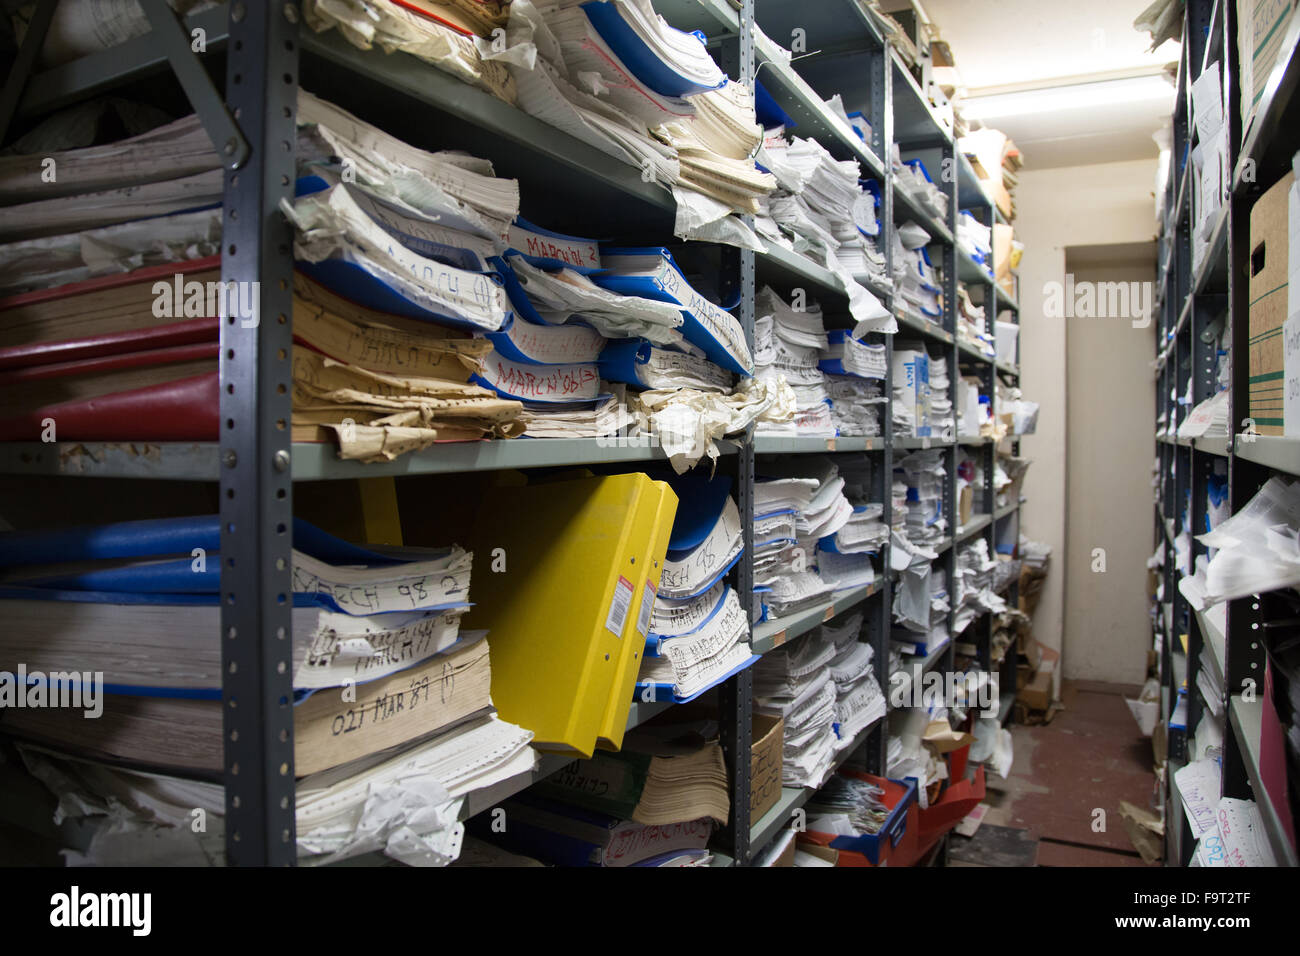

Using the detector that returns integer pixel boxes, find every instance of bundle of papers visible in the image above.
[639,583,754,702]
[953,538,1007,636]
[754,286,834,436]
[302,0,516,103]
[893,149,949,221]
[893,229,943,321]
[822,615,887,748]
[956,211,993,278]
[895,449,948,549]
[534,734,731,827]
[754,633,838,788]
[1197,477,1300,604]
[957,286,995,358]
[823,376,886,437]
[806,772,892,836]
[928,354,954,442]
[16,712,535,866]
[1177,389,1230,440]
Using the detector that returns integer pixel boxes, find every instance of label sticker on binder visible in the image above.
[606,575,634,638]
[636,580,656,638]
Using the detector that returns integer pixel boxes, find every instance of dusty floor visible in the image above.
[952,680,1161,866]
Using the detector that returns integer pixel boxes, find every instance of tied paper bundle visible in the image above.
[302,0,517,104]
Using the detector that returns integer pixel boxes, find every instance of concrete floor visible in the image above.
[956,680,1161,866]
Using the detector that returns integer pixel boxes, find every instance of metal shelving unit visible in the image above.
[1153,0,1300,868]
[0,0,1026,868]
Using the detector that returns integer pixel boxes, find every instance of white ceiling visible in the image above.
[917,0,1181,169]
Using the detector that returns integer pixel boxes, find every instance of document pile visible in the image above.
[752,472,834,618]
[0,514,493,774]
[956,377,990,439]
[17,713,536,866]
[894,151,949,222]
[1197,477,1300,604]
[953,538,1007,636]
[893,564,951,661]
[753,286,834,436]
[0,510,536,866]
[957,286,995,358]
[928,352,955,442]
[754,633,838,787]
[487,0,774,241]
[1189,60,1229,272]
[640,475,754,702]
[1177,388,1230,440]
[893,226,943,322]
[956,211,994,279]
[805,771,893,838]
[819,330,888,437]
[994,456,1030,510]
[470,787,715,866]
[302,0,515,102]
[755,132,892,332]
[895,449,948,549]
[821,614,888,749]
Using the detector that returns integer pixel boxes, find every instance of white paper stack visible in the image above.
[753,634,839,787]
[754,286,835,436]
[953,537,1007,636]
[895,449,948,549]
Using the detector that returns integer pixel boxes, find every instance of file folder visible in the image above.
[464,473,675,756]
[595,477,677,751]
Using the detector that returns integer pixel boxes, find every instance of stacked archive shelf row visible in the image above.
[1153,0,1300,867]
[0,0,1023,867]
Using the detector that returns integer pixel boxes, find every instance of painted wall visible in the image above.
[1063,252,1157,683]
[1013,158,1159,681]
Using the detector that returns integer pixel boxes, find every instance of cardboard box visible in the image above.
[958,484,973,528]
[1239,0,1300,132]
[1249,171,1293,436]
[750,712,784,822]
[1018,643,1059,711]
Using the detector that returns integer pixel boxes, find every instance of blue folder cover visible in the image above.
[596,338,654,389]
[579,1,726,97]
[662,473,732,551]
[0,515,398,569]
[594,247,750,375]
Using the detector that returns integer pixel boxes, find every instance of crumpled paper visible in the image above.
[634,376,796,473]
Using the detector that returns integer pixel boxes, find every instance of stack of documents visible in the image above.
[465,472,679,753]
[893,150,949,221]
[640,475,754,702]
[1177,388,1230,440]
[534,725,731,827]
[753,286,834,436]
[892,228,943,322]
[957,286,995,358]
[302,0,515,103]
[1197,477,1300,604]
[895,449,948,549]
[893,569,951,661]
[819,329,887,437]
[953,538,1007,636]
[754,633,839,788]
[17,713,537,866]
[956,211,993,278]
[469,789,714,866]
[821,615,887,749]
[0,514,496,777]
[928,352,955,442]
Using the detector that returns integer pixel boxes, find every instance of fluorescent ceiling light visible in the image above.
[962,74,1174,120]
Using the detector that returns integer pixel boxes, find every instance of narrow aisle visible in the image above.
[951,681,1164,868]
[958,681,1159,866]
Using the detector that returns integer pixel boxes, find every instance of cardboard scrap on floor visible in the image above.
[1119,800,1165,865]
